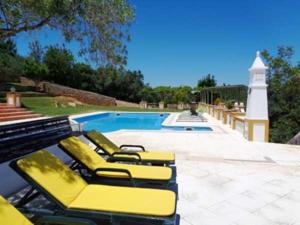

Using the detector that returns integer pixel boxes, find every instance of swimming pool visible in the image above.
[74,112,212,132]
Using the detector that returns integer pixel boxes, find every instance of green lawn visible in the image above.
[21,97,182,116]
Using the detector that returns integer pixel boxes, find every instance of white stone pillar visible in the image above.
[159,101,165,109]
[245,51,269,142]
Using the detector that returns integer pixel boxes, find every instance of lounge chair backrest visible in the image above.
[59,136,106,171]
[86,130,120,155]
[15,150,87,207]
[0,195,33,225]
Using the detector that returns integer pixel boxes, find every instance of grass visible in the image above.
[21,97,182,116]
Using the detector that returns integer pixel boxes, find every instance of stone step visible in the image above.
[0,103,42,122]
[0,114,42,122]
[0,111,36,117]
[0,105,23,109]
[0,105,17,108]
[0,108,27,112]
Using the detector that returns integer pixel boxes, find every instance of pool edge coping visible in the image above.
[69,111,214,133]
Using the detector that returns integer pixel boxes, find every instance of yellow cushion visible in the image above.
[16,150,87,207]
[0,195,33,225]
[137,151,175,161]
[96,163,172,180]
[60,136,106,171]
[69,184,176,217]
[60,136,172,180]
[87,131,120,155]
[113,151,175,162]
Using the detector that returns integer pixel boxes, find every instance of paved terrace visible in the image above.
[105,113,300,225]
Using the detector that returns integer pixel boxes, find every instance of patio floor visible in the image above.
[106,113,300,225]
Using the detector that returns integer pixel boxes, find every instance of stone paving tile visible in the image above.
[233,213,278,225]
[227,191,280,212]
[258,179,295,196]
[281,176,300,192]
[177,159,300,224]
[242,168,284,184]
[251,190,300,224]
[197,173,233,186]
[241,189,282,205]
[180,218,193,225]
[178,199,235,225]
[177,160,210,178]
[254,199,300,225]
[107,123,300,225]
[207,201,257,223]
[285,191,300,202]
[179,185,231,208]
[178,175,239,208]
[208,162,272,180]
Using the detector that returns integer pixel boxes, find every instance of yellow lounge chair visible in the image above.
[10,150,177,225]
[85,130,175,165]
[59,136,176,188]
[0,195,96,225]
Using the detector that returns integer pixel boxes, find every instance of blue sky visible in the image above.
[14,0,300,87]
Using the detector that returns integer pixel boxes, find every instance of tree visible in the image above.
[140,85,193,104]
[43,45,74,85]
[141,85,156,102]
[0,0,134,65]
[29,41,44,63]
[96,66,145,102]
[197,74,217,88]
[71,63,97,91]
[152,86,174,104]
[261,47,300,143]
[0,39,17,56]
[24,58,48,86]
[173,86,192,103]
[97,66,122,96]
[120,70,144,102]
[0,39,24,82]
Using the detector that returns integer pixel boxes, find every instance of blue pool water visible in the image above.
[74,113,212,132]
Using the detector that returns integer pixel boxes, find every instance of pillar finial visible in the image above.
[249,50,268,71]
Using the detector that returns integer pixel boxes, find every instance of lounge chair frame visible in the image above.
[36,215,98,225]
[10,159,178,225]
[84,131,175,166]
[58,143,177,190]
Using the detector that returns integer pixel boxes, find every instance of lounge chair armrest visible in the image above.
[111,152,142,161]
[36,215,97,225]
[107,156,140,164]
[119,144,146,151]
[94,167,136,186]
